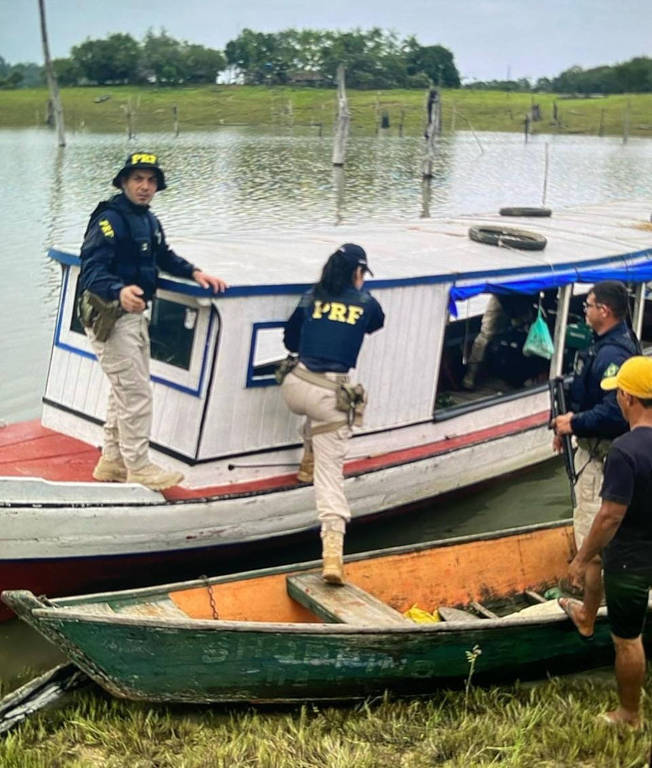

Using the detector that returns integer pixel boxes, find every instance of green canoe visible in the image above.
[2,520,638,704]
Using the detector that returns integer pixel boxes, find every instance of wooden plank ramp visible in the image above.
[287,573,411,627]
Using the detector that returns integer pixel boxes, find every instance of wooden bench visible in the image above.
[287,573,410,627]
[438,605,484,623]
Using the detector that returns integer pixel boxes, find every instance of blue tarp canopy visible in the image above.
[448,254,652,317]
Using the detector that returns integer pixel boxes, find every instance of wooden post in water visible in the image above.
[422,87,441,178]
[374,92,380,135]
[172,104,179,137]
[287,98,294,129]
[524,112,531,143]
[598,108,605,137]
[332,65,350,167]
[123,98,134,140]
[38,0,65,147]
[398,108,405,137]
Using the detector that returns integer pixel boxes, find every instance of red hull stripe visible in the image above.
[0,412,549,500]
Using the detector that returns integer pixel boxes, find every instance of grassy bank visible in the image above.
[1,85,652,138]
[1,671,650,767]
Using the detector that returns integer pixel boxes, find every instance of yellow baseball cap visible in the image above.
[601,356,652,398]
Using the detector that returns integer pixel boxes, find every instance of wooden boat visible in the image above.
[2,200,652,619]
[3,520,639,703]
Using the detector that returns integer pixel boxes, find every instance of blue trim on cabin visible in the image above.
[246,321,286,388]
[51,263,215,398]
[48,246,652,297]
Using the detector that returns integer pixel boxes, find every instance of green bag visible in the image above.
[522,308,554,360]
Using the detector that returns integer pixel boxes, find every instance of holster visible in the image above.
[335,382,367,427]
[275,355,299,385]
[78,290,125,343]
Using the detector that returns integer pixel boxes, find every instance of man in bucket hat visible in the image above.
[566,356,652,730]
[79,152,226,491]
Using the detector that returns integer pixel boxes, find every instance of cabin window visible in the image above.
[69,278,85,335]
[149,298,196,370]
[246,322,287,387]
[435,290,556,414]
[69,283,196,372]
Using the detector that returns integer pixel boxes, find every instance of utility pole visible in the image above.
[38,0,65,147]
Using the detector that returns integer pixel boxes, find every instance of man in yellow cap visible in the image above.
[566,356,652,729]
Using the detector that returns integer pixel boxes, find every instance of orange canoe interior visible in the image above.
[170,524,575,624]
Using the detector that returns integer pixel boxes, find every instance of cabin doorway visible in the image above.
[435,290,558,415]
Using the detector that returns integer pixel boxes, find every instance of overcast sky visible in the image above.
[1,0,650,82]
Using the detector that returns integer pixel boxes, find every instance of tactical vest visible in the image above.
[86,197,162,301]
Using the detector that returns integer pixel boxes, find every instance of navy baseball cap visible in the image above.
[336,243,374,276]
[112,152,167,190]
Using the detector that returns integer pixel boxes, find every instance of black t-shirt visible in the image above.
[601,426,652,571]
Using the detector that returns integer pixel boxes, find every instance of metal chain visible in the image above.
[200,574,219,620]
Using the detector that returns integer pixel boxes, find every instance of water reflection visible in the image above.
[333,166,345,224]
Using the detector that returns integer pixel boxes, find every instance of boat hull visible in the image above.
[20,612,617,703]
[4,522,637,704]
[0,415,552,621]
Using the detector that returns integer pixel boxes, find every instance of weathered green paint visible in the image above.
[3,593,630,704]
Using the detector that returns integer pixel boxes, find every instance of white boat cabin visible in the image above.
[43,201,652,483]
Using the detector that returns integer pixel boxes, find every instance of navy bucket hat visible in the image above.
[112,152,167,190]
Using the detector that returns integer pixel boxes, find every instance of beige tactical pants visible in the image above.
[86,313,152,470]
[281,366,352,534]
[573,439,610,549]
[467,295,509,366]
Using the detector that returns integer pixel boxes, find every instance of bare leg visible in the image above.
[560,556,602,638]
[606,634,645,728]
[580,556,603,631]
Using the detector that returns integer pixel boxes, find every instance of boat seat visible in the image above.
[524,590,547,604]
[438,606,484,622]
[63,599,188,619]
[470,601,498,619]
[286,573,410,627]
[112,599,189,619]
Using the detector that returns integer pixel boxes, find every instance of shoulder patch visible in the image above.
[602,362,620,379]
[98,218,115,239]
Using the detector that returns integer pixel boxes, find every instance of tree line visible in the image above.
[468,57,652,94]
[1,26,651,94]
[0,27,458,90]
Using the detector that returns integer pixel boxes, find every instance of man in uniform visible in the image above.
[552,281,637,638]
[568,356,652,730]
[79,152,226,491]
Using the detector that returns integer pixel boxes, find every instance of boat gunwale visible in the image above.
[28,603,611,635]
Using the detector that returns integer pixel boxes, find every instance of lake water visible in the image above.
[1,127,651,678]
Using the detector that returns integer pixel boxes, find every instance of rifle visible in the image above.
[548,376,577,508]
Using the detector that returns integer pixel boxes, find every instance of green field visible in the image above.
[1,85,652,137]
